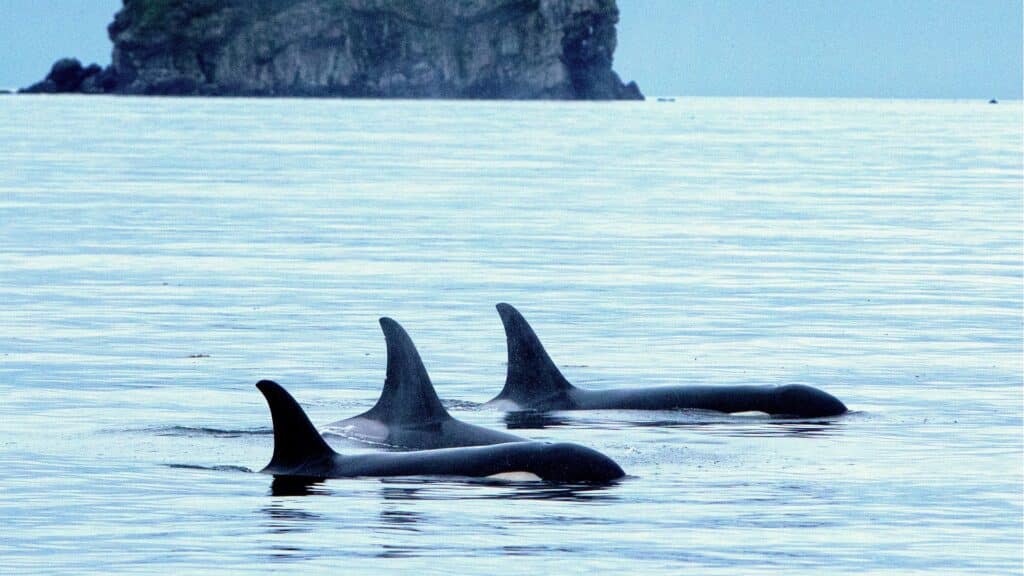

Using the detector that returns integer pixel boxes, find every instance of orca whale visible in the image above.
[322,317,526,449]
[487,303,848,418]
[256,380,625,483]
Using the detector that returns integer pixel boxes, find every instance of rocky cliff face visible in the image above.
[24,0,642,99]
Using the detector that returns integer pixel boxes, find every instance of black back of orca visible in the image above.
[256,380,624,483]
[322,317,525,449]
[489,303,848,418]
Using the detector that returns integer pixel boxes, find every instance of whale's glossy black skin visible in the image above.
[487,303,848,418]
[256,380,625,483]
[322,318,526,449]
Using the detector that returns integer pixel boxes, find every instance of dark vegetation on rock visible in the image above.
[22,58,117,94]
[22,0,642,100]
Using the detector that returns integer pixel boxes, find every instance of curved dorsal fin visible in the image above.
[494,303,574,405]
[360,317,451,425]
[256,380,336,474]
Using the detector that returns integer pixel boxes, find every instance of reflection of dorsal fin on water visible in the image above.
[493,303,575,406]
[256,379,336,475]
[356,317,451,426]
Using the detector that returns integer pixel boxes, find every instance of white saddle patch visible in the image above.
[484,399,523,411]
[323,418,389,442]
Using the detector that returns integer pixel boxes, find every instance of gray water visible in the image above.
[0,95,1020,575]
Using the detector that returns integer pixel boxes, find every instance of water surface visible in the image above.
[0,95,1021,574]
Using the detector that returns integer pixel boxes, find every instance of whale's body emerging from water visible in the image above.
[256,380,624,483]
[323,318,526,449]
[487,303,848,418]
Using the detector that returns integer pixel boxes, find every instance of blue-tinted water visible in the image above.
[0,95,1021,574]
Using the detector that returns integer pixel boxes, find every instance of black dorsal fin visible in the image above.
[494,303,575,405]
[359,317,451,425]
[256,380,336,474]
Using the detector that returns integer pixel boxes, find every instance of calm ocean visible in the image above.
[0,95,1021,574]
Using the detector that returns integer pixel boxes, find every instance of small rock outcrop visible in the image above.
[21,58,115,94]
[22,0,642,99]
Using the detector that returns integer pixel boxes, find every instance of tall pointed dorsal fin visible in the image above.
[256,380,336,473]
[494,303,574,405]
[359,317,451,425]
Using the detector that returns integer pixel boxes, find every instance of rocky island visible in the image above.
[23,0,642,100]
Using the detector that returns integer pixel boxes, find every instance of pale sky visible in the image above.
[2,0,1021,99]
